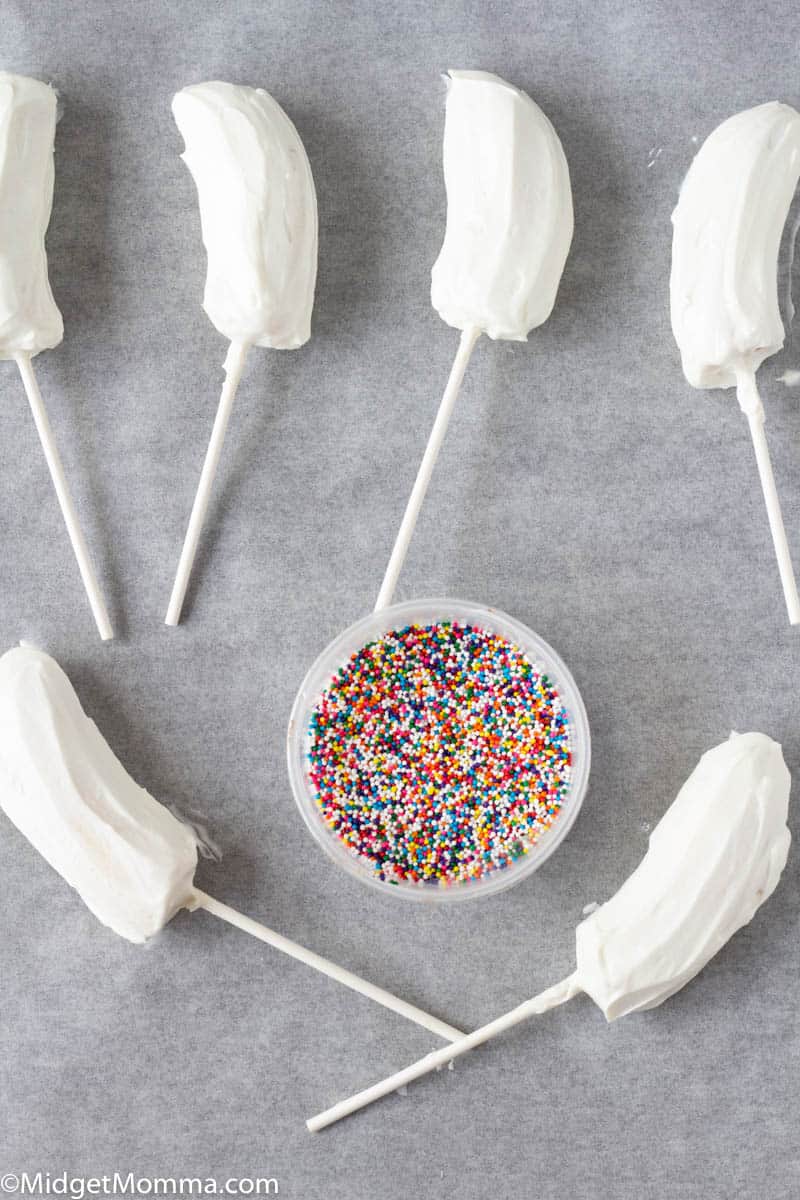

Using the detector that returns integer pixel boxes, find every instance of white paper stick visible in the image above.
[14,353,113,641]
[307,973,581,1132]
[191,890,464,1042]
[165,341,249,626]
[736,369,800,626]
[374,326,480,611]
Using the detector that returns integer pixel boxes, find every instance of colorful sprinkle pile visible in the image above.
[307,622,573,888]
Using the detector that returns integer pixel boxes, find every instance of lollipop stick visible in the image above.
[307,973,581,1132]
[374,326,481,610]
[165,340,249,626]
[736,370,800,625]
[191,890,464,1042]
[14,353,113,641]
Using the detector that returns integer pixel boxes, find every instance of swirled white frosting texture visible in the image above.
[0,646,198,944]
[671,102,800,389]
[0,73,63,359]
[430,70,573,341]
[575,732,791,1021]
[173,81,318,350]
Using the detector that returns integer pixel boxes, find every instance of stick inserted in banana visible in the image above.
[309,733,791,1130]
[0,644,463,1043]
[165,82,318,626]
[671,102,800,624]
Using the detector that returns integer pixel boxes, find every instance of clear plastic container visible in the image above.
[287,598,591,903]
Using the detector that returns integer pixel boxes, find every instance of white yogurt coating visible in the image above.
[304,730,793,1132]
[173,81,317,350]
[0,73,63,359]
[671,102,800,389]
[575,732,791,1020]
[0,646,197,944]
[430,70,573,341]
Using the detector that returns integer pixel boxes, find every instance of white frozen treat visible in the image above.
[164,81,317,624]
[0,645,197,943]
[0,645,467,1041]
[430,70,573,341]
[670,102,800,625]
[172,81,317,349]
[307,731,793,1131]
[0,72,63,359]
[671,102,800,390]
[164,81,319,626]
[0,76,112,640]
[575,732,791,1020]
[373,70,573,610]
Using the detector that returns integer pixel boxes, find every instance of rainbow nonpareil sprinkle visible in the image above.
[307,622,572,888]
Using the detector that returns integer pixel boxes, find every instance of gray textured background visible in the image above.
[1,1,800,1196]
